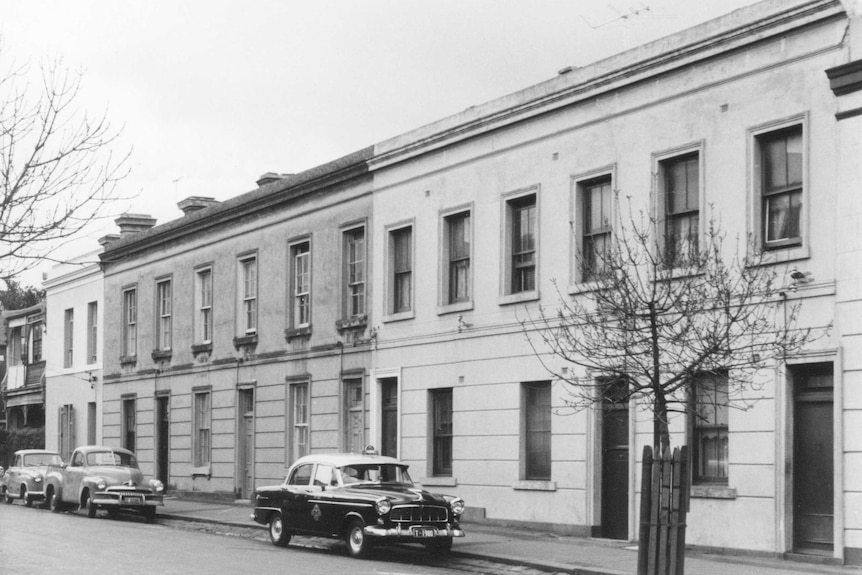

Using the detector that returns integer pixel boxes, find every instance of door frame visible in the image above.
[778,352,842,561]
[370,367,402,459]
[155,392,170,487]
[236,383,256,499]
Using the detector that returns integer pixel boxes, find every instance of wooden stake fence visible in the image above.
[637,445,690,575]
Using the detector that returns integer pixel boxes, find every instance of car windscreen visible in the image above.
[339,464,413,486]
[23,453,62,466]
[86,451,139,468]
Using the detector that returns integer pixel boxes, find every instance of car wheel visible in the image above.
[345,519,372,558]
[48,489,62,513]
[425,537,453,555]
[22,486,32,507]
[85,493,97,518]
[144,508,157,523]
[268,512,291,547]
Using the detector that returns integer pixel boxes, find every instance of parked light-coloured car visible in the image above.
[45,445,164,522]
[1,449,63,507]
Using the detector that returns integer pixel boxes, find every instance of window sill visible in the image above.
[151,349,172,362]
[285,326,312,341]
[690,484,736,499]
[119,355,137,367]
[336,315,367,332]
[759,244,809,265]
[498,291,539,306]
[191,464,212,479]
[419,476,458,487]
[512,480,556,492]
[437,301,473,316]
[191,342,213,355]
[233,334,258,350]
[383,310,415,323]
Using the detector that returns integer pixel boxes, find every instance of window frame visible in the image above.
[121,286,137,360]
[431,388,453,477]
[237,253,258,336]
[689,372,729,485]
[288,238,312,330]
[121,396,136,453]
[342,376,365,453]
[384,221,415,321]
[63,309,74,368]
[287,380,310,463]
[522,380,552,481]
[652,143,704,268]
[499,186,540,305]
[193,389,212,469]
[195,265,214,344]
[87,301,98,365]
[342,223,367,320]
[155,277,172,351]
[439,205,473,313]
[748,114,809,260]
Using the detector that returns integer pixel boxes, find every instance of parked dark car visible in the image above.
[252,448,465,557]
[45,445,164,522]
[1,449,63,507]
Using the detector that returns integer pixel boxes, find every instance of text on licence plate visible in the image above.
[412,527,437,538]
[123,496,143,505]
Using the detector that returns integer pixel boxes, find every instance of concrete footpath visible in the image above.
[159,496,860,575]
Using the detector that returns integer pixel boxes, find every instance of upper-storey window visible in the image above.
[290,240,311,329]
[445,210,471,304]
[63,309,74,367]
[122,288,137,358]
[343,226,366,318]
[238,255,257,335]
[582,177,612,282]
[390,225,413,314]
[758,126,803,249]
[663,152,700,265]
[510,196,536,294]
[87,302,98,364]
[156,278,172,351]
[195,267,213,343]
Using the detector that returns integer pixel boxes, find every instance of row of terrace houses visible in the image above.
[38,0,862,564]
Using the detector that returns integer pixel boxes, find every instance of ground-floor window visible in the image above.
[193,391,211,467]
[523,381,551,480]
[343,378,364,453]
[431,389,453,476]
[289,382,309,462]
[58,404,75,460]
[122,397,136,453]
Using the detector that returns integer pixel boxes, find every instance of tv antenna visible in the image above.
[581,3,650,50]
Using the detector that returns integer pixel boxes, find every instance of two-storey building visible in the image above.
[1,303,45,434]
[94,0,862,564]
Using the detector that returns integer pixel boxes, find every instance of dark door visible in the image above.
[601,386,629,540]
[381,379,398,457]
[237,389,254,498]
[156,396,169,487]
[793,364,834,554]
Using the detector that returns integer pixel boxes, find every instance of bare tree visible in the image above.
[0,44,131,281]
[526,196,827,451]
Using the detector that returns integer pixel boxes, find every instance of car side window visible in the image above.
[71,452,84,467]
[288,464,313,486]
[313,464,336,487]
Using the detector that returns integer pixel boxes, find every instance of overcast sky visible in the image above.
[3,0,762,280]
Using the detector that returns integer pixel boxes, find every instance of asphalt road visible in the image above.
[0,502,562,575]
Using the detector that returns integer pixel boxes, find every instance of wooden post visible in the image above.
[637,445,653,575]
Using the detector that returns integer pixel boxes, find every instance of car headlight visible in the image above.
[96,480,107,490]
[34,475,43,483]
[449,498,465,516]
[375,498,391,515]
[151,480,165,493]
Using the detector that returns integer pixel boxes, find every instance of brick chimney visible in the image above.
[115,213,157,236]
[177,196,219,216]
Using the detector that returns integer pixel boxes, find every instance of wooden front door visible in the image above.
[156,396,170,487]
[793,364,834,554]
[601,389,629,540]
[381,379,398,457]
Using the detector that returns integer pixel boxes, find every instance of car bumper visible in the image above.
[92,493,164,508]
[25,489,46,500]
[363,524,465,539]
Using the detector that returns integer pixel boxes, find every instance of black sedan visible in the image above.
[252,448,465,557]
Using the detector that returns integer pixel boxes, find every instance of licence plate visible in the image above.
[412,527,437,538]
[123,496,143,505]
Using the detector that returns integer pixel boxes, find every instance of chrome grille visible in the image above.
[105,488,151,495]
[390,505,448,523]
